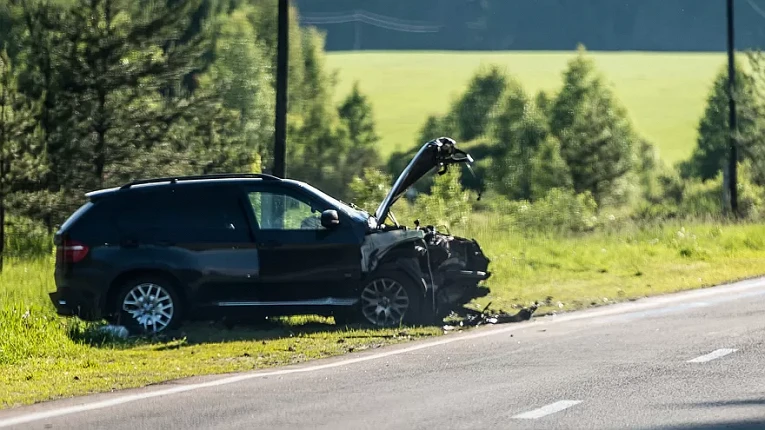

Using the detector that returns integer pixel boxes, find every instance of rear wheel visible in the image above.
[358,267,424,327]
[113,275,183,335]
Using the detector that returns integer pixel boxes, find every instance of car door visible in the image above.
[112,184,260,306]
[241,183,364,304]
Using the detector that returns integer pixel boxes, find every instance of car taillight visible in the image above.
[57,240,89,263]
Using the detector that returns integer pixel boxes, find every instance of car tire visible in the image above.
[113,275,184,336]
[357,265,425,328]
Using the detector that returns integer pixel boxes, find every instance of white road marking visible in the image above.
[512,400,582,419]
[687,348,738,363]
[1,277,764,428]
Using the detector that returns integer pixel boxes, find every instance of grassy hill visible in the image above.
[325,51,729,164]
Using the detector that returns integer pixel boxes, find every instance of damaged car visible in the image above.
[49,137,491,333]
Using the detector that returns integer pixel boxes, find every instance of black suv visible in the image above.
[50,137,491,334]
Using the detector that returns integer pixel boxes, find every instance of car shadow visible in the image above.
[67,303,538,350]
[67,314,426,351]
[160,317,351,348]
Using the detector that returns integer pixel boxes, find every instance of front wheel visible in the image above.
[358,267,424,328]
[114,275,183,335]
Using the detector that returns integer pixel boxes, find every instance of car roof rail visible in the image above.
[118,173,281,190]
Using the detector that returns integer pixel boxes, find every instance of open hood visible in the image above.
[373,137,474,226]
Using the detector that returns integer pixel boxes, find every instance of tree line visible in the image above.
[0,0,381,241]
[2,0,765,266]
[382,44,765,228]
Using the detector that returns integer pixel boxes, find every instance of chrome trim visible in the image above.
[216,297,359,307]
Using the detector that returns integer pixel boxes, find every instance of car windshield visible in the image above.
[297,182,370,222]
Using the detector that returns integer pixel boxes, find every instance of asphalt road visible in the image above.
[3,277,765,430]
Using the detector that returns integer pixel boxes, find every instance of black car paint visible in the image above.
[52,178,384,322]
[50,138,491,327]
[237,181,367,304]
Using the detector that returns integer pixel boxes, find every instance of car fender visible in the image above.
[360,229,425,274]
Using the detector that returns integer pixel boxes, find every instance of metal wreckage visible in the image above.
[362,136,538,328]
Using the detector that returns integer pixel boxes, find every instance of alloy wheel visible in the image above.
[360,278,410,327]
[121,283,175,333]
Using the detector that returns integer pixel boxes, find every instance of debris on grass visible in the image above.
[442,301,539,331]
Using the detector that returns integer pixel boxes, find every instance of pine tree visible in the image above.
[204,6,275,163]
[0,50,46,270]
[488,79,548,200]
[549,45,637,205]
[685,62,759,182]
[529,136,572,201]
[338,81,381,185]
[453,65,507,141]
[49,0,214,189]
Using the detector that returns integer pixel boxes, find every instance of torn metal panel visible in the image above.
[360,228,425,273]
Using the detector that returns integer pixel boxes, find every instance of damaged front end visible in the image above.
[415,223,491,319]
[360,137,493,323]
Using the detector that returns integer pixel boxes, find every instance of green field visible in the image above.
[326,51,729,164]
[4,218,765,408]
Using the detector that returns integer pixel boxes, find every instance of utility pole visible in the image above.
[273,0,289,178]
[726,0,738,216]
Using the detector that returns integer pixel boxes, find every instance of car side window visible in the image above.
[115,186,251,243]
[248,190,325,230]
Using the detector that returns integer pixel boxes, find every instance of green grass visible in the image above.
[3,219,765,408]
[457,217,765,315]
[326,51,730,163]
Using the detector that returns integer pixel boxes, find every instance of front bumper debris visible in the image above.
[443,301,539,330]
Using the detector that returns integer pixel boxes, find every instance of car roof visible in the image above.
[85,174,305,200]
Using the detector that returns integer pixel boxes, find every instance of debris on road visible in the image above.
[442,301,539,331]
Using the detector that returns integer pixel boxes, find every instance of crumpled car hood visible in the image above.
[373,137,474,227]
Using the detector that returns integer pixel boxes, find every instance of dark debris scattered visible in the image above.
[442,301,539,331]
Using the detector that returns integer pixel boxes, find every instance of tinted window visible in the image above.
[115,186,251,243]
[59,202,94,233]
[248,190,326,230]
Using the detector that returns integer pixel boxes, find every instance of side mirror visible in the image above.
[320,209,340,228]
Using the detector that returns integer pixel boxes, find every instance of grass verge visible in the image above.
[2,220,765,408]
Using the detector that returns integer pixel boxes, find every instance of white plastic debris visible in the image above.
[99,325,129,339]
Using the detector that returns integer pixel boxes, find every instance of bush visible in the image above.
[4,216,53,259]
[492,188,600,234]
[413,168,473,230]
[634,161,765,222]
[348,167,393,214]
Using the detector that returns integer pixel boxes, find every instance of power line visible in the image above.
[300,10,442,33]
[300,9,441,51]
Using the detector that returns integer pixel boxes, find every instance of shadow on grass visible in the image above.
[65,301,537,351]
[66,314,427,351]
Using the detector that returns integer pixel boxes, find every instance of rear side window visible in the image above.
[59,202,94,233]
[114,185,251,244]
